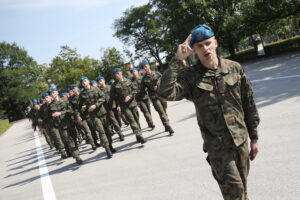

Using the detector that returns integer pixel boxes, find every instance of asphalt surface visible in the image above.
[1,52,300,200]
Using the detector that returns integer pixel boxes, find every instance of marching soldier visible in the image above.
[108,68,147,144]
[130,67,155,130]
[139,62,174,135]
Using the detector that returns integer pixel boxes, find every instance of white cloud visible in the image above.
[0,0,112,10]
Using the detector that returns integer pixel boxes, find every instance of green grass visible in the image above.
[0,119,11,136]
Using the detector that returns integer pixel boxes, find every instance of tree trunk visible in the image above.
[228,41,236,56]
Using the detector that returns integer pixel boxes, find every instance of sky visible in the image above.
[0,0,149,64]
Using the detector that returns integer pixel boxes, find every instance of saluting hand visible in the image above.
[176,34,193,61]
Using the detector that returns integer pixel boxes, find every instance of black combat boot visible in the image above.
[75,157,83,165]
[95,141,101,147]
[138,135,147,144]
[61,152,67,159]
[117,132,125,141]
[91,143,97,151]
[165,125,174,136]
[148,124,155,131]
[109,144,117,153]
[105,147,113,159]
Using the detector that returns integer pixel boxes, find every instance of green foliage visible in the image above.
[113,4,168,65]
[225,35,300,62]
[0,42,47,120]
[98,47,125,81]
[45,46,125,89]
[0,119,11,135]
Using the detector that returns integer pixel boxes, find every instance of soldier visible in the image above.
[36,96,54,149]
[130,67,155,130]
[91,80,98,87]
[139,62,174,135]
[108,79,123,127]
[78,76,114,158]
[108,68,147,144]
[97,76,125,141]
[157,25,260,200]
[68,84,97,150]
[49,88,83,165]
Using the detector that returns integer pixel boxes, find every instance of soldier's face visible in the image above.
[131,70,139,77]
[45,96,52,103]
[69,90,74,96]
[192,37,218,62]
[98,79,105,86]
[82,79,90,88]
[51,91,58,99]
[114,72,123,81]
[92,83,98,87]
[72,87,79,93]
[143,65,151,74]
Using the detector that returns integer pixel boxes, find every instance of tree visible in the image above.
[113,4,169,65]
[45,46,99,90]
[0,42,47,120]
[98,47,125,81]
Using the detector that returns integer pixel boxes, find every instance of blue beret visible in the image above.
[48,88,58,93]
[112,68,122,74]
[91,80,97,84]
[59,92,68,97]
[130,67,139,72]
[43,93,50,98]
[70,84,78,89]
[96,76,104,81]
[190,25,214,47]
[140,61,149,68]
[80,76,89,82]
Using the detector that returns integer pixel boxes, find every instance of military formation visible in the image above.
[27,63,174,165]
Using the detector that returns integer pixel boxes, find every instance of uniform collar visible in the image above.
[194,56,229,77]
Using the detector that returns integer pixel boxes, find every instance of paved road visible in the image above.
[1,52,300,200]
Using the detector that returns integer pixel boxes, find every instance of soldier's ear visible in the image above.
[214,38,218,48]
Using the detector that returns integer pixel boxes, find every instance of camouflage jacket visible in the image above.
[31,109,39,127]
[37,103,53,129]
[68,93,83,119]
[49,99,74,129]
[108,78,138,109]
[140,71,162,99]
[131,76,149,101]
[157,57,260,151]
[78,86,106,117]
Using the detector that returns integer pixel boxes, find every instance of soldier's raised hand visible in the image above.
[176,34,193,60]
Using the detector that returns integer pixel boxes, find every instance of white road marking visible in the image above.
[252,74,300,83]
[34,131,57,200]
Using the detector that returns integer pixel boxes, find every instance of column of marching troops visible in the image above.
[27,61,175,165]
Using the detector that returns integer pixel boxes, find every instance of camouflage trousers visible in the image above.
[89,113,109,148]
[207,141,250,200]
[150,96,169,127]
[108,109,122,133]
[77,119,95,146]
[53,127,80,158]
[122,105,142,137]
[139,99,154,127]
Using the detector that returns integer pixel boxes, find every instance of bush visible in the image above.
[225,35,300,62]
[0,119,11,136]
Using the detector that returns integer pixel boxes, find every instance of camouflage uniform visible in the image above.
[49,99,82,162]
[69,93,97,149]
[78,86,113,157]
[36,104,54,149]
[99,85,124,141]
[131,76,154,128]
[140,70,173,133]
[109,78,146,143]
[158,57,260,200]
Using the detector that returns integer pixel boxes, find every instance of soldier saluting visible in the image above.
[158,25,260,200]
